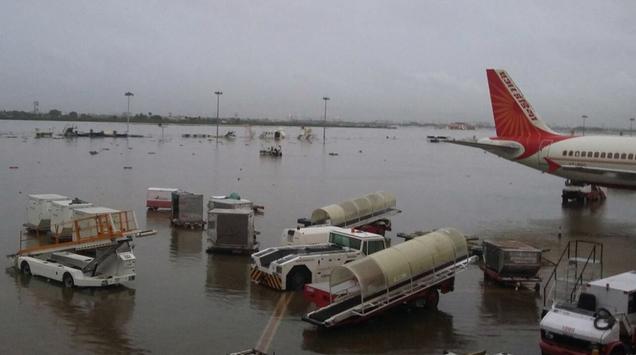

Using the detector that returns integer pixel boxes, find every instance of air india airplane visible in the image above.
[452,69,636,190]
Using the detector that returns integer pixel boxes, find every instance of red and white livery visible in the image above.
[454,69,636,190]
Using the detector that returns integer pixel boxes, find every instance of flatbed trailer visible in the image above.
[302,228,477,328]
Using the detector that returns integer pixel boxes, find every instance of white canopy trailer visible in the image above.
[25,194,69,231]
[303,228,478,328]
[309,191,399,227]
[50,199,93,237]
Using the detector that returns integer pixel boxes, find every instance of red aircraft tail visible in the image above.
[486,69,562,138]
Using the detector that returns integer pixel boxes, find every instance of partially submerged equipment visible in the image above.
[25,194,69,231]
[171,191,204,229]
[303,228,477,328]
[146,187,178,210]
[298,191,401,227]
[207,208,257,254]
[50,199,93,238]
[482,239,542,286]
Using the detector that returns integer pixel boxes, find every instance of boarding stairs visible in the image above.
[304,255,478,327]
[542,240,603,308]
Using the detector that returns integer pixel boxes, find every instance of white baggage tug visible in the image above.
[540,271,636,355]
[251,227,389,290]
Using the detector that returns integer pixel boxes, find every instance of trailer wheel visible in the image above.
[63,273,74,288]
[20,261,31,275]
[425,289,439,309]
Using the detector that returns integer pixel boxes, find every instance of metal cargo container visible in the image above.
[207,208,256,254]
[146,187,178,210]
[483,239,541,278]
[171,191,204,227]
[50,199,93,236]
[26,194,69,231]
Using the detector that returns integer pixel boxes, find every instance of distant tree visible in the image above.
[48,109,62,119]
[68,111,78,120]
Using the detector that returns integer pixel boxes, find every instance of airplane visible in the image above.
[452,69,636,191]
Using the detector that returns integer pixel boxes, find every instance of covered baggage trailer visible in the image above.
[25,194,69,232]
[171,191,204,229]
[146,187,178,210]
[290,192,400,245]
[302,228,477,328]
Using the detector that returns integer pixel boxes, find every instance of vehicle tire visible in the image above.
[20,261,31,275]
[287,269,310,291]
[425,289,440,309]
[62,273,74,288]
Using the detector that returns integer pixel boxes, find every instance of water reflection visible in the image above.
[8,268,145,354]
[169,228,202,259]
[302,309,464,354]
[205,254,249,297]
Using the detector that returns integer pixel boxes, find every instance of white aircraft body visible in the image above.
[453,69,636,190]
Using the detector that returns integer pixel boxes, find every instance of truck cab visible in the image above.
[251,228,387,291]
[540,271,636,355]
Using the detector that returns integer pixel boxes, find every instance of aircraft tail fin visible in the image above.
[486,69,561,138]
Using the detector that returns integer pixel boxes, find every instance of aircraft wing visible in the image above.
[558,165,636,180]
[449,138,522,158]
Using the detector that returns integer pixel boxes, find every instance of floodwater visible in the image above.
[0,120,635,354]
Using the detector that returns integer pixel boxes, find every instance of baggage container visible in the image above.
[50,199,93,237]
[26,194,69,231]
[483,239,541,279]
[207,208,256,254]
[208,197,253,210]
[171,191,204,228]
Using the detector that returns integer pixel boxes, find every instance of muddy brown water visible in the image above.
[1,120,635,354]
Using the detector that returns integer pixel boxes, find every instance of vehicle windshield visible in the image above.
[329,232,361,250]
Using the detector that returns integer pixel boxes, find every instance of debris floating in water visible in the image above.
[123,166,133,170]
[9,166,18,169]
[328,152,339,156]
[89,151,98,155]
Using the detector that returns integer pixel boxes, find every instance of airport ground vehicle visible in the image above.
[250,228,388,290]
[540,271,636,355]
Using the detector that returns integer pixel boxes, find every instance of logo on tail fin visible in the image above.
[487,69,561,138]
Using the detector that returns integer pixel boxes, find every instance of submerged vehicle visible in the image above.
[259,145,282,157]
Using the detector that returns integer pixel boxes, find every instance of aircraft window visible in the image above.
[601,153,606,158]
[594,152,599,158]
[582,151,588,157]
[614,153,620,159]
[562,150,567,156]
[574,151,580,157]
[621,153,627,159]
[568,151,574,156]
[629,153,634,160]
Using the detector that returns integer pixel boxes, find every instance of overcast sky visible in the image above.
[1,1,635,127]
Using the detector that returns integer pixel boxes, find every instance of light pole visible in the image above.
[322,97,330,144]
[581,114,588,136]
[630,118,635,137]
[125,92,134,134]
[214,91,223,141]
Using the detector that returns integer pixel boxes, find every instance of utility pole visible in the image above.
[322,97,330,144]
[581,114,588,136]
[630,118,635,137]
[125,92,134,134]
[214,91,223,142]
